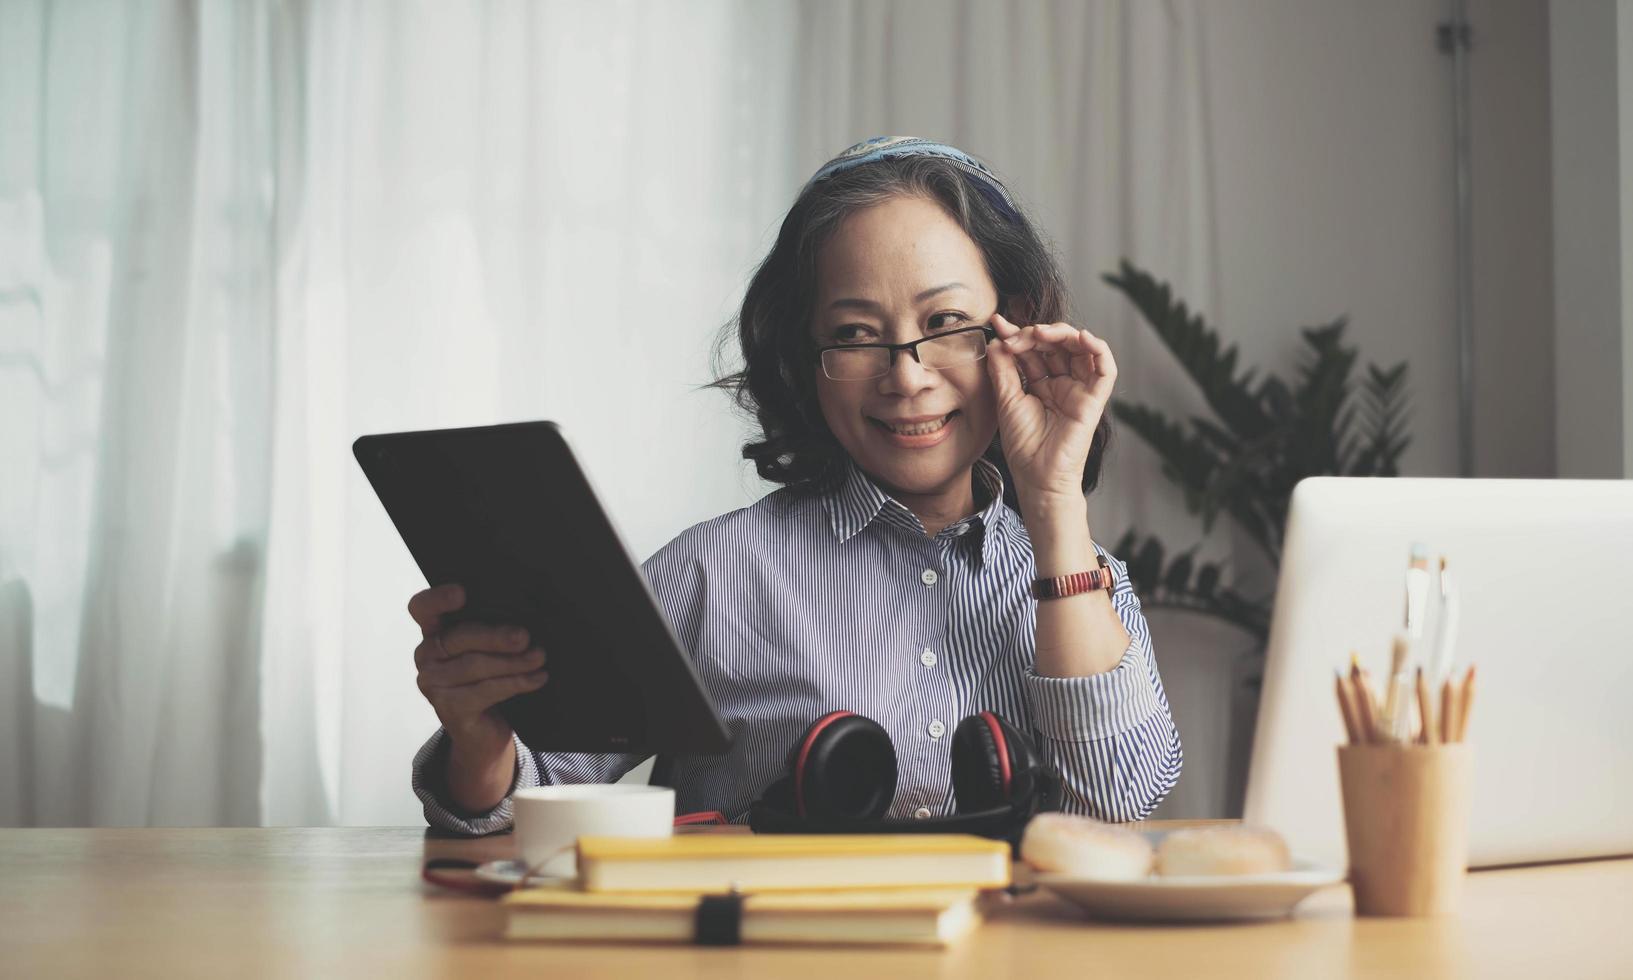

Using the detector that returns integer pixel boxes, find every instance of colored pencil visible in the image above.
[1454,664,1477,742]
[1352,660,1380,745]
[1335,670,1362,744]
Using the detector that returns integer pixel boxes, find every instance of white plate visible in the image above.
[1034,860,1344,922]
[473,859,576,888]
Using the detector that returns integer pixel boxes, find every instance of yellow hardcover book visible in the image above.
[574,833,1011,893]
[501,881,982,947]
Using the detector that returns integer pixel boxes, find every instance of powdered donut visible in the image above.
[1155,825,1291,876]
[1019,813,1154,880]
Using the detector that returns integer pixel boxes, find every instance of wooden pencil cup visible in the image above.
[1336,743,1471,917]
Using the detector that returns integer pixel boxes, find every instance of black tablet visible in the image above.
[353,420,731,756]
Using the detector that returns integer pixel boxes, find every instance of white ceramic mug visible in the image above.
[512,784,675,878]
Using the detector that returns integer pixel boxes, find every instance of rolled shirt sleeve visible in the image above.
[410,726,642,836]
[1022,547,1184,822]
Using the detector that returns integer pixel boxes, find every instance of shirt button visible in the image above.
[921,568,939,586]
[927,720,946,739]
[913,807,932,820]
[920,648,937,667]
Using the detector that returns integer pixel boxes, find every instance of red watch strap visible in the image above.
[1031,555,1116,600]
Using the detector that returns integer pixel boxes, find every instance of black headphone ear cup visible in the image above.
[951,711,1039,812]
[789,712,897,822]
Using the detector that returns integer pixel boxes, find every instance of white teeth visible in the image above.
[884,414,951,436]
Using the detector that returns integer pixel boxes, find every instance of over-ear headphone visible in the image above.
[747,709,1064,850]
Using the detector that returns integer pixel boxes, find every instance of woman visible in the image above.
[408,137,1181,833]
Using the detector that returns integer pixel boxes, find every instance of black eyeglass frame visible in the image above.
[814,325,997,381]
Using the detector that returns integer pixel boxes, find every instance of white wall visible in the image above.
[1473,0,1557,478]
[1626,2,1633,474]
[1198,0,1555,482]
[1551,0,1628,479]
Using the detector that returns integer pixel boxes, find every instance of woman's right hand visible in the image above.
[408,583,549,756]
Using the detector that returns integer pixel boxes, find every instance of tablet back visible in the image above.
[354,421,730,756]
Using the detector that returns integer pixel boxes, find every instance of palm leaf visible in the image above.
[1104,262,1413,647]
[1109,401,1220,498]
[1103,260,1275,441]
[1112,531,1270,643]
[1349,362,1411,475]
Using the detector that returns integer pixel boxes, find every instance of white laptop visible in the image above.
[1243,477,1633,868]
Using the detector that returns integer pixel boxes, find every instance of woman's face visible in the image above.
[810,194,1000,501]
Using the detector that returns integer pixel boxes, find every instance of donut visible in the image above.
[1154,825,1291,876]
[1019,813,1154,880]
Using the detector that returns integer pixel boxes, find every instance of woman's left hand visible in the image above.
[984,312,1118,509]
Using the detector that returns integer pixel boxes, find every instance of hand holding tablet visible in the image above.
[407,582,550,759]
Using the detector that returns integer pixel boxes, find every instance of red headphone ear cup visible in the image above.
[788,712,896,821]
[950,711,1038,811]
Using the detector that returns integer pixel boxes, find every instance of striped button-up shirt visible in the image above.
[412,458,1182,833]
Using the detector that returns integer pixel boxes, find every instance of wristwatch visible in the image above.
[1031,555,1116,601]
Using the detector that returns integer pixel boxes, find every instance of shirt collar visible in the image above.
[823,457,1012,566]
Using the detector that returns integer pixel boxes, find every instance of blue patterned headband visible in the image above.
[804,136,1023,223]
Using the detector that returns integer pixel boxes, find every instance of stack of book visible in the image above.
[501,833,1012,948]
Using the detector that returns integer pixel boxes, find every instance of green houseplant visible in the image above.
[1102,260,1413,645]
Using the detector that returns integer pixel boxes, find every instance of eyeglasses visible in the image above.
[816,325,996,381]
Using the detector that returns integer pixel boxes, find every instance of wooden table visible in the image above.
[3,827,1629,978]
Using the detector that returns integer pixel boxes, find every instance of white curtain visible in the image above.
[0,0,1213,826]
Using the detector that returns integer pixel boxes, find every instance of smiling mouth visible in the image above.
[870,411,958,436]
